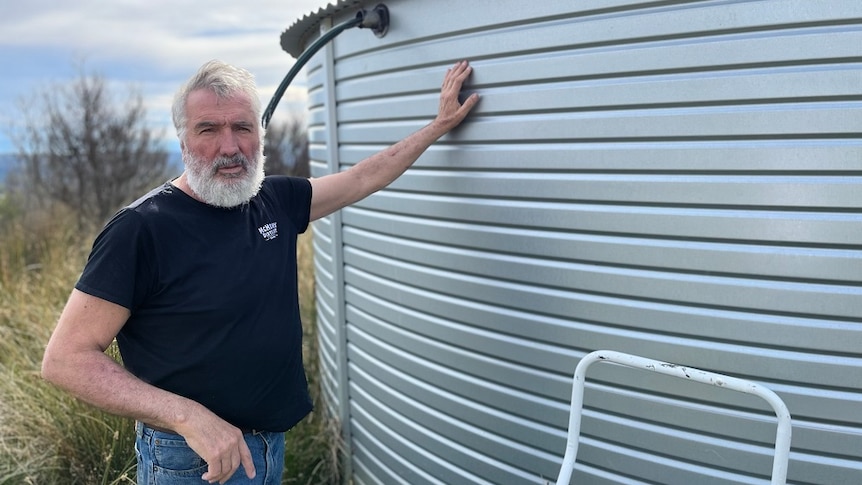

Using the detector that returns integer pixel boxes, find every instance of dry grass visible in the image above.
[282,227,345,484]
[0,204,341,484]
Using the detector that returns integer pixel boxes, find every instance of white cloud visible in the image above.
[0,0,326,78]
[0,0,334,151]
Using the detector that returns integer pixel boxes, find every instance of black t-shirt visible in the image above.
[76,176,313,432]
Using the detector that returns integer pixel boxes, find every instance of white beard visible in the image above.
[183,150,265,208]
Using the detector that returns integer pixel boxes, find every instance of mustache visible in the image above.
[211,154,250,172]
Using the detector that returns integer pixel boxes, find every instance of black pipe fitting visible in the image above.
[357,4,390,38]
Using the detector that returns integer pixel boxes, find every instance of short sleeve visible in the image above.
[75,208,154,311]
[267,176,312,234]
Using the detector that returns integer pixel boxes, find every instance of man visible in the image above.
[41,59,479,484]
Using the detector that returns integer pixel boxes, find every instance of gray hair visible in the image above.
[172,60,262,143]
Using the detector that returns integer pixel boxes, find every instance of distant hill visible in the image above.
[0,152,183,186]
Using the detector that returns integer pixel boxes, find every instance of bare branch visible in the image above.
[10,66,171,229]
[263,115,309,178]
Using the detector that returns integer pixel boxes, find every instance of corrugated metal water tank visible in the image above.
[285,1,862,483]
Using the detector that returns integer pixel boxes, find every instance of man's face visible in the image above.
[181,89,264,208]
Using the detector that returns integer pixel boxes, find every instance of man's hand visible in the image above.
[177,410,256,484]
[308,60,480,222]
[434,60,480,132]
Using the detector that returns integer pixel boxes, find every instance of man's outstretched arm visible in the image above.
[309,60,480,222]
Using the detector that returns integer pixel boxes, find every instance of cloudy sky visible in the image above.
[0,0,331,154]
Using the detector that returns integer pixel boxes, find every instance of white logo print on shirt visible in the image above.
[258,222,278,241]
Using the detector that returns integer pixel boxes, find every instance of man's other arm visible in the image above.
[42,289,256,484]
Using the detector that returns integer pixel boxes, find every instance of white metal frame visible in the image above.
[555,350,792,485]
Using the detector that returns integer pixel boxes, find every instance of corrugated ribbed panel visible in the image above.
[304,0,862,483]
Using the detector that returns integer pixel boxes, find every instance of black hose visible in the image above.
[262,16,362,128]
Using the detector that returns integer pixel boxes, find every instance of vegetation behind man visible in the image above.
[0,66,327,485]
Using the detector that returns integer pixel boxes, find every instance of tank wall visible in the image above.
[305,1,862,483]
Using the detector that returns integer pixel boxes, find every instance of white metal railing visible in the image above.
[555,350,792,485]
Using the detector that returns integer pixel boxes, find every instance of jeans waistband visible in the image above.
[136,421,262,436]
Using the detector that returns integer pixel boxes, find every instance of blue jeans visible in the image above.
[135,422,285,484]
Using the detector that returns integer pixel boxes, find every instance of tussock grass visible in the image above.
[0,206,341,484]
[283,227,344,484]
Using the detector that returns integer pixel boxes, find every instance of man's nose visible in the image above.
[218,130,240,156]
